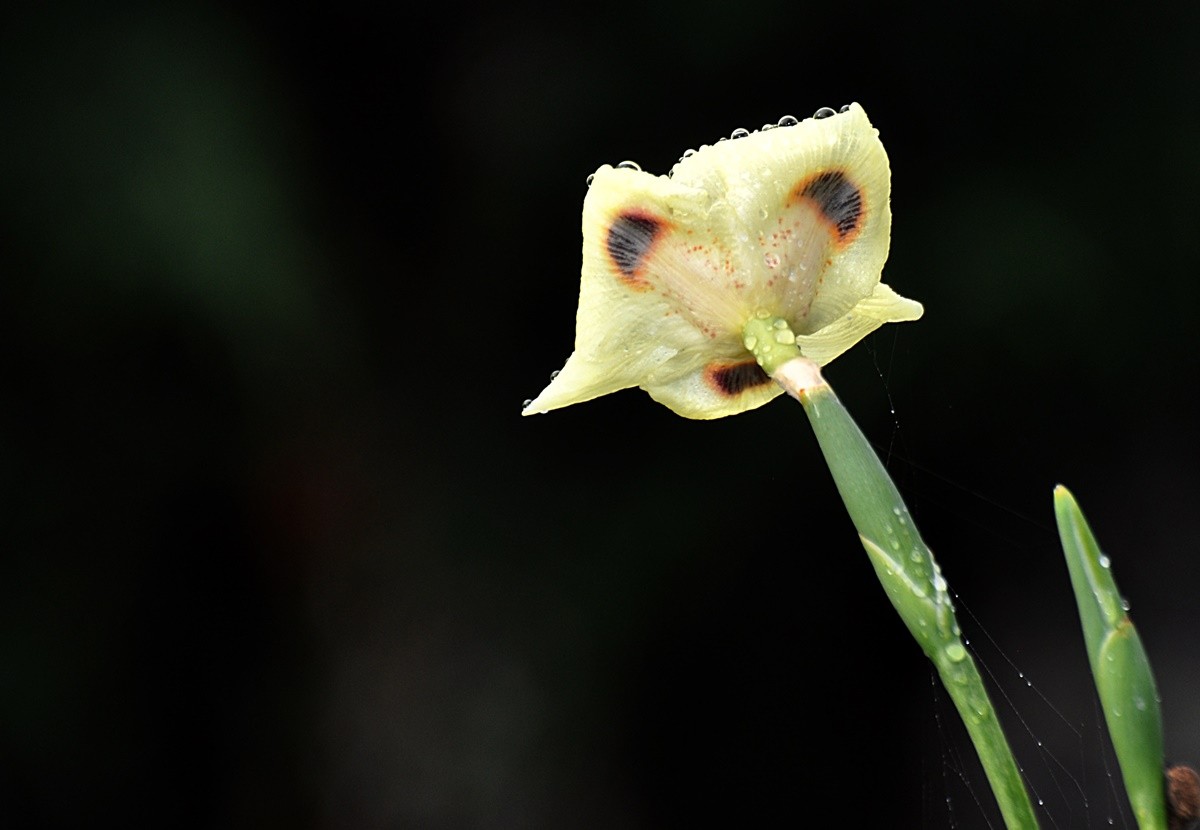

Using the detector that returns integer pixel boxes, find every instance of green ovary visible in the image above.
[742,313,803,375]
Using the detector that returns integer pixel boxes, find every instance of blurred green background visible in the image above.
[4,2,1200,827]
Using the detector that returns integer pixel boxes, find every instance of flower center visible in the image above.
[741,312,803,376]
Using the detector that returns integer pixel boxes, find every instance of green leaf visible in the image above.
[1054,485,1166,830]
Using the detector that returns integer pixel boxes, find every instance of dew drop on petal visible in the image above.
[763,252,780,269]
[730,127,750,139]
[945,643,967,663]
[813,106,836,119]
[616,160,641,171]
[1098,553,1111,568]
[777,114,799,127]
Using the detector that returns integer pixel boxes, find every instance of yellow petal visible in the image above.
[793,283,924,366]
[670,103,893,332]
[644,355,783,419]
[524,163,752,415]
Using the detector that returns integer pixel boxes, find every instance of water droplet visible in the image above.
[522,399,532,409]
[889,538,901,550]
[730,127,750,139]
[755,309,770,319]
[772,318,788,329]
[892,506,902,515]
[1121,597,1131,611]
[1134,696,1147,711]
[760,123,775,131]
[586,173,595,186]
[1098,553,1110,568]
[813,106,836,119]
[682,148,696,158]
[777,114,799,127]
[743,335,758,351]
[549,369,560,379]
[839,104,851,113]
[763,252,780,269]
[774,330,795,345]
[616,160,641,171]
[758,206,769,220]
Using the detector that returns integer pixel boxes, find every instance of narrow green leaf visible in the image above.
[1054,485,1166,830]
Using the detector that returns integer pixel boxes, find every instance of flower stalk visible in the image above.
[763,348,1040,829]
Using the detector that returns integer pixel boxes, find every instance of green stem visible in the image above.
[792,370,1039,829]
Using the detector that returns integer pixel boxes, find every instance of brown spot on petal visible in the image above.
[792,170,864,245]
[704,360,772,397]
[606,211,666,290]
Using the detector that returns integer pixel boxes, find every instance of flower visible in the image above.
[523,103,923,419]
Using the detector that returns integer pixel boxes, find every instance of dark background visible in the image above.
[3,2,1199,827]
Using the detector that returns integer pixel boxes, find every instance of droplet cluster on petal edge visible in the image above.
[584,106,859,186]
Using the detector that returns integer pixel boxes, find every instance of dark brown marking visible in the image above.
[797,170,864,242]
[606,212,663,286]
[705,361,772,397]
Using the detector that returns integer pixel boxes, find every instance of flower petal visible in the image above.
[793,282,924,366]
[670,103,893,332]
[524,163,753,415]
[644,355,782,419]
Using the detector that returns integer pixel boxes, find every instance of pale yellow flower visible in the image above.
[524,103,922,419]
